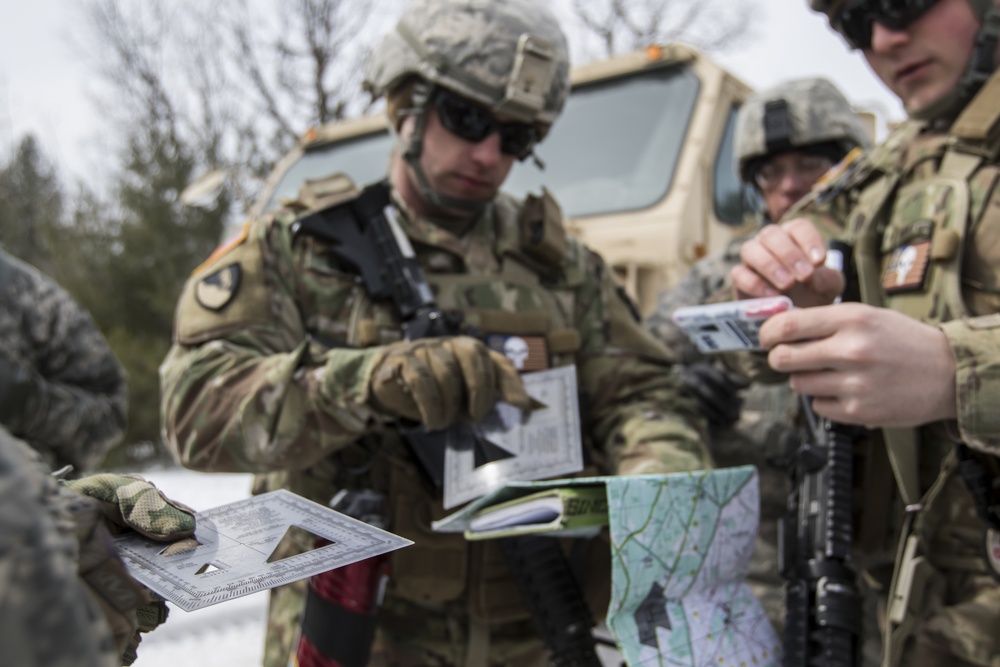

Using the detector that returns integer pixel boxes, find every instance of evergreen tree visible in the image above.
[100,122,228,460]
[0,135,65,273]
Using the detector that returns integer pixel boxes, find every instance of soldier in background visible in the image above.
[0,246,128,474]
[644,77,870,634]
[730,0,1000,664]
[159,0,710,664]
[0,424,196,667]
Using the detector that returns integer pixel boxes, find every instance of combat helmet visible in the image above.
[364,0,570,213]
[734,77,870,183]
[808,0,1000,121]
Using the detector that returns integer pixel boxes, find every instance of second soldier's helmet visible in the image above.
[364,0,571,137]
[734,77,871,183]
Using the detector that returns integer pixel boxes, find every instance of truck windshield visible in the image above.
[263,132,395,213]
[262,64,699,218]
[506,65,699,218]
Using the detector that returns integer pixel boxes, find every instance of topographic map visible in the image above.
[605,466,781,666]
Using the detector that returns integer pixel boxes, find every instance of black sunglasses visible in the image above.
[431,88,537,157]
[835,0,940,49]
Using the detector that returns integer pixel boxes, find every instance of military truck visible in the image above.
[250,44,757,314]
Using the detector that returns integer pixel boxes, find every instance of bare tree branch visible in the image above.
[80,0,388,212]
[566,0,758,62]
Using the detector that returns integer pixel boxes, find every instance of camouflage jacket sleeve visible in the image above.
[940,315,1000,454]
[571,241,711,475]
[645,238,749,365]
[0,426,118,667]
[0,250,128,473]
[160,216,388,474]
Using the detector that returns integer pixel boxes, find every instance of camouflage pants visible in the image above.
[265,583,549,667]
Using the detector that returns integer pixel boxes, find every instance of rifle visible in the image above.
[779,396,863,667]
[294,180,602,666]
[295,180,458,487]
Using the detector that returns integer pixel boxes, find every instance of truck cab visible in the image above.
[252,44,756,314]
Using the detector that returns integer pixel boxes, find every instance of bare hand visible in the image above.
[730,218,844,308]
[759,303,957,427]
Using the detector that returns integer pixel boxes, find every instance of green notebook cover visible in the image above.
[463,484,608,540]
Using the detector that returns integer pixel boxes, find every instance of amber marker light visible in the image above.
[645,45,664,62]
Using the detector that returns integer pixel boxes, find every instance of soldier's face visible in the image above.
[861,0,983,114]
[395,103,516,219]
[754,151,834,222]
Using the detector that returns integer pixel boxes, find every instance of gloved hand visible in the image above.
[680,361,749,428]
[66,474,197,665]
[370,336,531,431]
[66,473,197,541]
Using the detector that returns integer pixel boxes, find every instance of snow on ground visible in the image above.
[132,467,622,667]
[134,468,268,667]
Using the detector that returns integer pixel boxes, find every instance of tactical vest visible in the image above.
[829,70,1000,666]
[267,187,610,625]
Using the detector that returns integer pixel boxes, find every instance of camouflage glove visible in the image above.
[680,361,749,428]
[370,336,531,431]
[66,473,197,541]
[66,474,197,666]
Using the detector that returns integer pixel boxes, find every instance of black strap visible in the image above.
[300,583,378,667]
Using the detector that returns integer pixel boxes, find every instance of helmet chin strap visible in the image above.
[397,82,492,218]
[908,4,1000,124]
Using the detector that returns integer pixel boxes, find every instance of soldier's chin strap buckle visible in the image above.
[494,34,556,123]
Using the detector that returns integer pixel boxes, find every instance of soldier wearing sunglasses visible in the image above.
[729,0,1000,665]
[160,0,710,665]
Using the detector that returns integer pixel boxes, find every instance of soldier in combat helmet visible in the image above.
[644,77,870,635]
[159,0,709,665]
[731,0,1000,664]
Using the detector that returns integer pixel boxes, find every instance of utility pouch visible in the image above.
[956,444,1000,538]
[519,188,566,270]
[386,464,467,604]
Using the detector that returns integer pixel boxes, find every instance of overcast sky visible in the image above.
[0,0,904,184]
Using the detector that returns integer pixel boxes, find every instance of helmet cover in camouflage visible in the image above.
[364,0,571,128]
[734,76,871,181]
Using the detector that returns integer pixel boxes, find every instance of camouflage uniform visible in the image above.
[754,2,1000,663]
[0,248,128,474]
[644,77,870,635]
[161,182,709,665]
[0,425,119,667]
[0,427,194,667]
[160,2,709,665]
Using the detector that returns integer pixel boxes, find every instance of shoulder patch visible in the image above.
[175,223,270,345]
[195,264,241,311]
[194,222,250,276]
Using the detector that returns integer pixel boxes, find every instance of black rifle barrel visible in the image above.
[780,398,862,667]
